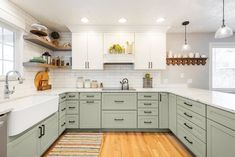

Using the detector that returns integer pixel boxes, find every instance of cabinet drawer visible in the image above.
[177,105,206,130]
[138,116,158,128]
[59,116,66,135]
[138,101,158,108]
[102,93,137,110]
[66,115,79,128]
[177,125,206,157]
[102,111,137,128]
[66,92,79,100]
[138,93,158,100]
[177,115,206,143]
[138,108,158,116]
[177,96,206,116]
[59,93,67,103]
[66,100,79,114]
[80,93,101,100]
[59,101,66,118]
[207,106,235,130]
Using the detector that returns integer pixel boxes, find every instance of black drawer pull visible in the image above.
[144,95,152,98]
[184,136,193,144]
[114,118,124,121]
[184,123,193,129]
[38,126,42,138]
[144,121,152,124]
[144,111,152,114]
[61,96,66,99]
[69,95,76,98]
[114,100,124,103]
[184,112,193,118]
[69,107,76,109]
[86,95,94,98]
[86,100,95,103]
[184,102,193,107]
[61,108,66,111]
[41,125,45,136]
[144,103,152,106]
[61,122,66,127]
[69,120,75,123]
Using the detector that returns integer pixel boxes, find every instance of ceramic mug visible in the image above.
[195,53,200,58]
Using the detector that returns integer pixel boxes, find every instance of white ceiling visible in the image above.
[11,0,235,33]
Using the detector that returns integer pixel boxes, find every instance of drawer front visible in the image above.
[138,116,158,128]
[207,106,235,130]
[138,101,158,108]
[66,92,79,100]
[59,93,67,103]
[177,125,206,157]
[59,101,66,118]
[138,108,158,116]
[66,100,79,114]
[138,93,158,100]
[59,115,66,135]
[102,111,137,128]
[177,115,206,143]
[177,105,206,130]
[66,115,79,128]
[177,96,206,116]
[102,93,137,110]
[80,93,101,100]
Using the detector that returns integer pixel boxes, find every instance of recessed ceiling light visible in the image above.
[156,17,165,23]
[119,18,127,23]
[81,17,89,23]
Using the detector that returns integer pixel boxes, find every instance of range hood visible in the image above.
[103,54,135,64]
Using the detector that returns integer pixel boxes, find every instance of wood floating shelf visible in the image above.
[23,62,72,69]
[23,34,71,51]
[166,58,208,66]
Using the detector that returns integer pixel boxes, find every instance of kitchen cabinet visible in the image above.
[72,33,103,70]
[169,94,177,134]
[159,93,169,128]
[135,33,166,70]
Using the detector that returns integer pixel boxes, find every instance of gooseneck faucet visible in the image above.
[4,70,23,99]
[120,78,129,90]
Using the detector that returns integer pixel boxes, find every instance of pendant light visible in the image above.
[215,0,233,39]
[182,21,191,52]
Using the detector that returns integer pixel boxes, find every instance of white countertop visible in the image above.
[1,87,235,115]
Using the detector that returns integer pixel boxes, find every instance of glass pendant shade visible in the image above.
[182,43,192,52]
[215,25,233,39]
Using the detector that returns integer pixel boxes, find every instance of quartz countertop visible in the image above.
[1,87,235,114]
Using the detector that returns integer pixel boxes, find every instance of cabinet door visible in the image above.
[40,113,58,155]
[150,33,166,69]
[207,119,235,157]
[159,93,169,128]
[169,94,177,134]
[7,126,39,157]
[87,33,103,70]
[134,33,151,69]
[72,33,88,69]
[80,100,101,128]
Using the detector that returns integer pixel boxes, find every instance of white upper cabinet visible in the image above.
[72,33,103,70]
[134,33,166,70]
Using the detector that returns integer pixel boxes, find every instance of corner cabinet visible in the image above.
[134,33,166,70]
[72,33,103,70]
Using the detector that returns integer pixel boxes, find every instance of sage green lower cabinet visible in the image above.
[80,100,101,129]
[59,115,66,135]
[169,94,177,134]
[66,115,79,128]
[138,116,158,128]
[159,93,169,128]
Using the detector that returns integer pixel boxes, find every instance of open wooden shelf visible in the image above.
[166,58,208,66]
[23,34,71,51]
[23,62,72,69]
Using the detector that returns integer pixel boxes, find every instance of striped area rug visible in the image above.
[46,132,103,157]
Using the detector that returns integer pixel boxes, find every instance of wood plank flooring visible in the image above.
[99,132,193,157]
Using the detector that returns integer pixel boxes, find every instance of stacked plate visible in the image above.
[30,23,48,36]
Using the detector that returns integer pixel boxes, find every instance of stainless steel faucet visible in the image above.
[4,70,23,99]
[120,78,129,90]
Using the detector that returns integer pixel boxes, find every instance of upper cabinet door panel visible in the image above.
[103,33,135,54]
[72,33,87,70]
[87,33,104,70]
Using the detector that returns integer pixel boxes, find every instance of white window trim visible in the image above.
[209,42,235,92]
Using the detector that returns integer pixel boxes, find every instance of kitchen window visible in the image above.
[211,43,235,91]
[0,24,16,76]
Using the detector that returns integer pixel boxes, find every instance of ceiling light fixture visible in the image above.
[81,17,89,23]
[215,0,233,39]
[119,18,127,23]
[182,21,192,52]
[156,18,165,23]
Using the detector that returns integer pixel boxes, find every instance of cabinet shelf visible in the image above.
[166,58,208,66]
[23,34,71,51]
[23,62,71,69]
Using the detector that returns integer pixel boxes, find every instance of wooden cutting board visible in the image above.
[34,71,49,89]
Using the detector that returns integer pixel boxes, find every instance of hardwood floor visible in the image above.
[99,132,193,157]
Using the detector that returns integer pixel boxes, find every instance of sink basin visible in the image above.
[4,95,58,136]
[102,87,136,91]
